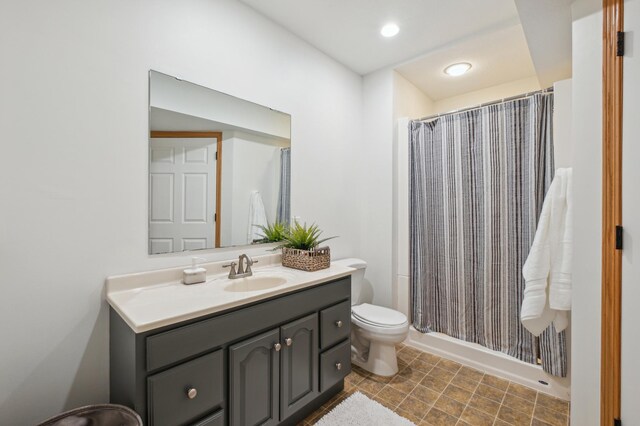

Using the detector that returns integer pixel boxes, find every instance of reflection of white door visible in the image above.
[149,138,217,254]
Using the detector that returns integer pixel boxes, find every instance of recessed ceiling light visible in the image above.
[444,62,472,76]
[380,23,400,38]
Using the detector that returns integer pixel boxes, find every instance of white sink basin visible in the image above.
[223,276,288,292]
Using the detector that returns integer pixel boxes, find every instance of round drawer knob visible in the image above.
[274,343,282,351]
[335,320,343,328]
[285,338,293,346]
[187,388,198,399]
[335,362,342,371]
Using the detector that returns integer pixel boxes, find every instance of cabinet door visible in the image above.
[229,328,280,426]
[280,313,319,420]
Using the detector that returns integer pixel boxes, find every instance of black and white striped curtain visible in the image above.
[276,147,291,225]
[409,93,567,377]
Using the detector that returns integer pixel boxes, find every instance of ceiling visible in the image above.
[239,0,572,100]
[514,0,572,88]
[240,0,521,75]
[395,23,536,100]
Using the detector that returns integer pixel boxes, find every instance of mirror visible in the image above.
[148,71,291,254]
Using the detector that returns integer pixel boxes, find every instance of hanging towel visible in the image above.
[247,190,268,244]
[521,168,573,336]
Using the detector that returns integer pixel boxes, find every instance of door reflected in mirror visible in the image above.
[148,71,291,254]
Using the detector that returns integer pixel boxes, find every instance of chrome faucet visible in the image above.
[223,254,258,279]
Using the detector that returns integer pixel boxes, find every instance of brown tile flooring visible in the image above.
[302,344,569,426]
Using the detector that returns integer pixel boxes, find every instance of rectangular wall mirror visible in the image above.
[148,71,292,254]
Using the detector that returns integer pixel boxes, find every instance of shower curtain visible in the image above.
[409,93,567,377]
[276,147,291,224]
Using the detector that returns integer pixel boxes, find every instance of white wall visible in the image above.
[393,116,412,318]
[433,76,541,114]
[569,0,603,423]
[357,69,395,306]
[621,0,640,423]
[391,73,434,315]
[553,79,573,169]
[358,70,438,309]
[393,72,435,120]
[0,1,363,424]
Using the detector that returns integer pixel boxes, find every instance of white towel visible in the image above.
[521,168,573,336]
[247,191,268,244]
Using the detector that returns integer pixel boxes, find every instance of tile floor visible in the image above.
[302,344,569,426]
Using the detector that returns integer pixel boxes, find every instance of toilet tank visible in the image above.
[333,258,367,306]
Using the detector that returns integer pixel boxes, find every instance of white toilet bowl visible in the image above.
[333,258,410,377]
[351,303,409,376]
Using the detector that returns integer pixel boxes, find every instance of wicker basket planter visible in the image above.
[282,246,331,272]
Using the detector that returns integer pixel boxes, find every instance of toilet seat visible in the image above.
[351,303,408,334]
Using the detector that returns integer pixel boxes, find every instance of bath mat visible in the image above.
[316,392,416,426]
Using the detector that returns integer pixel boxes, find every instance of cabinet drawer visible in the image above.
[320,300,351,349]
[192,410,224,426]
[320,339,351,392]
[147,350,223,426]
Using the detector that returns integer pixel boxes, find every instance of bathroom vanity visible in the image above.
[107,257,353,426]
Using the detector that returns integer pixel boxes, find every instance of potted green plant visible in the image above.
[275,221,337,271]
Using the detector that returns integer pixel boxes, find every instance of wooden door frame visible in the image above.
[150,131,223,248]
[601,0,623,424]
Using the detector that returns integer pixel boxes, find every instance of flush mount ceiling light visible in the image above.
[444,62,472,76]
[380,23,400,38]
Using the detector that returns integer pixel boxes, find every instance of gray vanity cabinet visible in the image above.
[110,276,351,426]
[229,329,281,426]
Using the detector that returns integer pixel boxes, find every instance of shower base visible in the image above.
[406,327,570,400]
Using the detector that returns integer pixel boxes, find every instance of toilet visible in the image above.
[334,258,410,376]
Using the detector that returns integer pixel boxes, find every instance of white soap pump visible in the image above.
[183,257,207,285]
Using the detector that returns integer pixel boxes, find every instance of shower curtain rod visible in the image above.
[416,87,554,122]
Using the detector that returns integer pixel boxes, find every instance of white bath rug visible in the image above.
[316,392,416,426]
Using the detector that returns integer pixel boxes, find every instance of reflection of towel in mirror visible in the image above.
[248,191,268,244]
[521,168,573,336]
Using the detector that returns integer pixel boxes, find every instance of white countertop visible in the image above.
[106,254,354,333]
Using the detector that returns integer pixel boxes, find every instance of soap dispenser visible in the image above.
[183,257,207,285]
